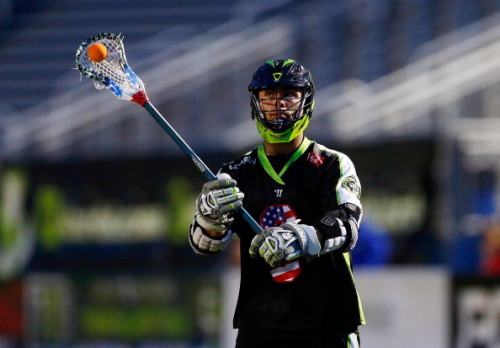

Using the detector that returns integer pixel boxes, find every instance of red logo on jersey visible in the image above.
[307,152,325,167]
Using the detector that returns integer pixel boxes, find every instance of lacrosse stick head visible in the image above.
[75,33,148,106]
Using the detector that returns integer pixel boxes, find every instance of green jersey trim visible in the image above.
[257,138,312,185]
[336,154,343,205]
[343,252,366,325]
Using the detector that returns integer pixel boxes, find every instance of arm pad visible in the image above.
[314,203,361,254]
[189,218,233,256]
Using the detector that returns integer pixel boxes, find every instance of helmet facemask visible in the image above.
[252,85,311,119]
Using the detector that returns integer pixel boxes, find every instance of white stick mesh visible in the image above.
[76,33,145,101]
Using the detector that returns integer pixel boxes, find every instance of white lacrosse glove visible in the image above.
[249,222,321,267]
[195,173,244,233]
[189,221,233,255]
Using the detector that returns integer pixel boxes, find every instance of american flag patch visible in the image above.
[260,204,298,229]
[260,204,301,282]
[270,260,301,283]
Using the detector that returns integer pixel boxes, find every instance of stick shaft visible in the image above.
[143,101,263,234]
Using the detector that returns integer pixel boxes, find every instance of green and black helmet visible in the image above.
[248,59,315,143]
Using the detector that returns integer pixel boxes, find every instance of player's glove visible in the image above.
[195,173,244,233]
[249,222,321,267]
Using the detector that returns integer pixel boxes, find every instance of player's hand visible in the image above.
[249,222,321,267]
[196,173,244,233]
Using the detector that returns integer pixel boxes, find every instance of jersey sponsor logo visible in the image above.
[306,152,325,167]
[260,204,298,228]
[228,156,256,170]
[341,176,361,199]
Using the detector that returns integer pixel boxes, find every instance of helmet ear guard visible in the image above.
[248,59,315,143]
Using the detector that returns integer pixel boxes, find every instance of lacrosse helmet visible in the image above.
[248,59,315,143]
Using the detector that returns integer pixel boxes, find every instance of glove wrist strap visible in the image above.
[300,224,321,257]
[195,213,229,233]
[282,222,321,258]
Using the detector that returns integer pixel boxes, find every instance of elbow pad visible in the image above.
[189,219,233,256]
[314,203,361,254]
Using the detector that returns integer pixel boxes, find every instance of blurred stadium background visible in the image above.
[0,0,500,347]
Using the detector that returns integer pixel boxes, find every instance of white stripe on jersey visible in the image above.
[315,144,362,219]
[347,332,360,348]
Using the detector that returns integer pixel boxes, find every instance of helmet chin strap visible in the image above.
[266,118,294,132]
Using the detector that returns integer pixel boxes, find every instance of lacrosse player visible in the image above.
[189,59,365,348]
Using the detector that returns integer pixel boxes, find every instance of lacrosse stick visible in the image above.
[75,33,303,283]
[75,33,264,236]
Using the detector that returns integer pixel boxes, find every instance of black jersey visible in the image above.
[221,138,365,339]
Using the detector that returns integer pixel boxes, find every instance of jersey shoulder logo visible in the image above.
[341,176,361,200]
[306,152,325,167]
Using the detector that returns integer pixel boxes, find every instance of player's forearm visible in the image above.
[203,228,229,239]
[314,203,362,254]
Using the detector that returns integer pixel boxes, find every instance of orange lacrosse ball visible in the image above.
[87,43,107,63]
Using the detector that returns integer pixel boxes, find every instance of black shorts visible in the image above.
[235,329,360,348]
